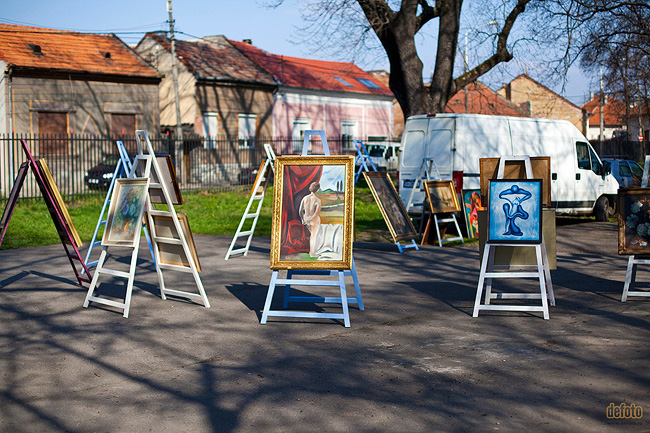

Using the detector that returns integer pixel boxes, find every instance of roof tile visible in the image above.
[0,23,157,78]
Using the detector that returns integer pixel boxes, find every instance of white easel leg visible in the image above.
[484,246,496,305]
[83,248,107,308]
[473,245,492,317]
[261,271,279,324]
[434,214,443,248]
[350,258,363,311]
[541,240,555,306]
[536,245,550,320]
[622,255,635,302]
[122,244,140,318]
[283,269,293,308]
[339,271,350,328]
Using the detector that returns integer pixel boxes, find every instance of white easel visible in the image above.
[225,143,276,260]
[354,140,377,184]
[260,130,363,327]
[83,141,155,272]
[622,155,650,301]
[405,157,442,212]
[473,156,555,319]
[83,131,209,317]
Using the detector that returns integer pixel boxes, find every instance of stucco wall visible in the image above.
[498,77,583,130]
[136,37,196,129]
[273,91,394,140]
[5,75,159,136]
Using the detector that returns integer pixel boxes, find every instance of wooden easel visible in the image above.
[18,140,92,286]
[260,130,363,327]
[354,140,377,184]
[83,140,155,272]
[225,143,276,260]
[84,131,209,317]
[473,156,555,319]
[622,155,650,301]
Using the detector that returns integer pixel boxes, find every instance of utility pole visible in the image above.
[167,0,184,180]
[599,68,605,146]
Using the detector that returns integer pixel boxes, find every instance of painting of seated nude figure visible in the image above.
[270,155,354,270]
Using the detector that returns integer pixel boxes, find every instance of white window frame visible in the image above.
[341,119,358,150]
[238,114,257,148]
[202,112,219,149]
[292,118,312,152]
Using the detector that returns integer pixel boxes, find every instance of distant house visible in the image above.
[497,74,584,132]
[229,40,395,153]
[444,82,529,117]
[0,24,160,142]
[581,94,627,141]
[136,33,276,145]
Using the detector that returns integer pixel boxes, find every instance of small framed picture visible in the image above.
[488,179,542,244]
[618,187,650,255]
[462,189,484,239]
[270,155,354,270]
[364,171,417,242]
[103,178,149,247]
[424,180,461,214]
[151,213,202,271]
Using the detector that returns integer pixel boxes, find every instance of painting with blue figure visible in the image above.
[488,179,542,244]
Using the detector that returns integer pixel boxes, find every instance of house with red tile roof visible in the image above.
[229,39,395,153]
[136,33,277,145]
[582,94,632,140]
[0,24,160,143]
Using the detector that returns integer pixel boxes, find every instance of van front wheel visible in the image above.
[594,196,613,222]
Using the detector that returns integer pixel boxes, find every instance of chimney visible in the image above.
[242,39,252,45]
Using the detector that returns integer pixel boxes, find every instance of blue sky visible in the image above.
[0,0,595,105]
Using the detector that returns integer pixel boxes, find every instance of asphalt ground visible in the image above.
[1,219,650,432]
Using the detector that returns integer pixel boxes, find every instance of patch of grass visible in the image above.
[1,185,477,250]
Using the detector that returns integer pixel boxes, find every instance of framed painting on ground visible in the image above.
[618,187,650,255]
[364,171,417,242]
[36,159,83,247]
[270,155,354,270]
[462,189,484,239]
[424,180,461,214]
[151,213,202,271]
[488,179,543,244]
[103,178,149,247]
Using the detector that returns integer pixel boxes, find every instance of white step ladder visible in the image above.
[83,141,155,273]
[225,143,276,260]
[84,131,209,317]
[354,140,377,184]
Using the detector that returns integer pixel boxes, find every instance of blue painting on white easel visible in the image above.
[488,179,542,244]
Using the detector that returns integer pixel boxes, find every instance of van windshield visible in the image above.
[576,141,603,175]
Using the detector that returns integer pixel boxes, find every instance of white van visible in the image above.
[399,113,619,221]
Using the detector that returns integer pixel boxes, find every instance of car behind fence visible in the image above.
[0,134,359,204]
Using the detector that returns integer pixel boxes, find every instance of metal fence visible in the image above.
[591,139,649,163]
[0,134,358,203]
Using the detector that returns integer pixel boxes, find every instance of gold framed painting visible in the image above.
[424,180,461,214]
[103,178,149,247]
[363,171,417,242]
[36,159,83,247]
[151,213,202,271]
[270,155,354,270]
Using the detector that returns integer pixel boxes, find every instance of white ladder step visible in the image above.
[158,262,194,273]
[153,236,182,245]
[96,268,131,278]
[85,295,126,310]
